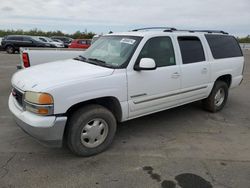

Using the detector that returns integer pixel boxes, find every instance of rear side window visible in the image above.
[178,36,205,64]
[137,36,176,67]
[7,36,23,41]
[205,34,243,59]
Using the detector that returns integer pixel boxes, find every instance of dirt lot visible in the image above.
[0,51,249,188]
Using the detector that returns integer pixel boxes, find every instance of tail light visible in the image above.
[22,53,30,68]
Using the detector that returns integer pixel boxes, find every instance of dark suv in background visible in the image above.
[51,36,73,48]
[1,35,54,54]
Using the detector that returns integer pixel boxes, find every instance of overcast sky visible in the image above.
[0,0,249,36]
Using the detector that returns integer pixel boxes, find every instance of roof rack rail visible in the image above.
[193,30,229,34]
[163,29,228,34]
[132,27,177,32]
[131,27,229,34]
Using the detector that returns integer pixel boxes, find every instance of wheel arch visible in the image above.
[215,74,232,88]
[5,44,15,49]
[65,96,123,122]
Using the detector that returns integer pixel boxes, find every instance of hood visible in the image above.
[12,59,114,91]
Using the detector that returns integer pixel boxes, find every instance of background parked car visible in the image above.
[0,37,3,51]
[52,38,64,44]
[36,36,64,48]
[51,36,73,48]
[68,39,91,49]
[1,35,53,54]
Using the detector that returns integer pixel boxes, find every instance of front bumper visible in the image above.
[8,94,67,147]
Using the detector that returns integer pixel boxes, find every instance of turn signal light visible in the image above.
[38,93,54,104]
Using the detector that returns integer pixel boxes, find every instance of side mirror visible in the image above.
[135,58,156,71]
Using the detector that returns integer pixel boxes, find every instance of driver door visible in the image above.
[127,36,182,118]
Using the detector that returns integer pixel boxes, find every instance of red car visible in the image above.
[68,39,91,49]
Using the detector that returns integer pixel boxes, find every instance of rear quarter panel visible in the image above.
[203,35,244,89]
[210,57,244,88]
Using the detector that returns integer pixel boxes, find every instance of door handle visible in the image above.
[201,68,208,74]
[171,72,180,78]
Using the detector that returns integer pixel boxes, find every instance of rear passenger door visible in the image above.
[9,36,23,48]
[177,36,210,102]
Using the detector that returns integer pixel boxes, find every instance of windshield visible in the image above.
[80,35,142,68]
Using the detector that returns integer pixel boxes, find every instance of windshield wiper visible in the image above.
[88,58,106,64]
[87,58,114,68]
[74,56,114,68]
[74,55,87,61]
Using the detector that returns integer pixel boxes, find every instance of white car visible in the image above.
[36,36,64,48]
[9,28,244,156]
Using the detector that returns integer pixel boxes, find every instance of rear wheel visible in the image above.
[202,81,228,112]
[66,104,117,156]
[6,45,15,54]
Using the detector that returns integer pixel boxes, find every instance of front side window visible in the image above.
[136,36,176,67]
[178,36,205,64]
[23,37,34,42]
[81,36,142,68]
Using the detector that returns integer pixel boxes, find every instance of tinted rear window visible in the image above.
[7,36,23,41]
[205,34,242,59]
[178,36,205,64]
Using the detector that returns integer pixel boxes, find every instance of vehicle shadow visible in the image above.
[114,101,205,145]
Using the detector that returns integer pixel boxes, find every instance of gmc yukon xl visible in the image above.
[9,28,244,156]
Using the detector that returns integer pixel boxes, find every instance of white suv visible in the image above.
[9,27,244,156]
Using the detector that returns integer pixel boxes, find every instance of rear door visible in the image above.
[8,36,23,49]
[177,36,210,103]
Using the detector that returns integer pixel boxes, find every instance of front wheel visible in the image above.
[202,81,228,112]
[66,104,117,156]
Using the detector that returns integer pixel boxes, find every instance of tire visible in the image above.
[202,81,228,112]
[6,45,15,54]
[66,104,117,156]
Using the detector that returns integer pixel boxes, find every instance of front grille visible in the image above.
[12,88,24,107]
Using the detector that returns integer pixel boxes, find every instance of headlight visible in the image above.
[24,91,54,115]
